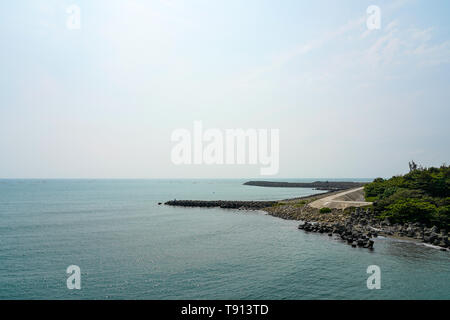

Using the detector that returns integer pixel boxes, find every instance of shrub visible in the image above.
[382,198,437,225]
[364,163,449,229]
[320,207,332,213]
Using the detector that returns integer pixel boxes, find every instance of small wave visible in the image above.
[420,243,447,250]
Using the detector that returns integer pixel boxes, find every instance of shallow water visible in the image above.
[0,179,448,299]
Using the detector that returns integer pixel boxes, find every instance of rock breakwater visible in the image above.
[165,200,277,210]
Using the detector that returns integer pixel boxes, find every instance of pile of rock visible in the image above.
[298,221,375,249]
[422,226,449,248]
[297,207,449,251]
[265,204,349,224]
[336,227,375,249]
[389,224,448,248]
[164,200,277,210]
[348,207,378,228]
[298,221,333,234]
[349,208,449,249]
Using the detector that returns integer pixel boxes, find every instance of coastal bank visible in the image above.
[165,180,450,251]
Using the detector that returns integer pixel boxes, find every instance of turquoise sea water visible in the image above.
[0,179,449,299]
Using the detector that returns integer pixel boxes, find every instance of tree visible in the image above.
[409,160,418,172]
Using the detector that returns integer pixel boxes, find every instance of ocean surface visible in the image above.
[0,179,449,300]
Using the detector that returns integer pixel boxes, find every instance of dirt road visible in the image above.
[308,187,372,210]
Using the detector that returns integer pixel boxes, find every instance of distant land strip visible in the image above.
[243,181,367,190]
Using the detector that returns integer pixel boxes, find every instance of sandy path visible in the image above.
[308,187,372,209]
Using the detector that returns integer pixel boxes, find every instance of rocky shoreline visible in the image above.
[266,205,450,251]
[164,194,449,252]
[298,221,375,249]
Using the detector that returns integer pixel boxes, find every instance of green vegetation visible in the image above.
[319,207,332,213]
[273,202,288,207]
[364,162,450,229]
[294,200,307,207]
[343,204,372,215]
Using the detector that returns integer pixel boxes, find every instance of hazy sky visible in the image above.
[1,0,449,179]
